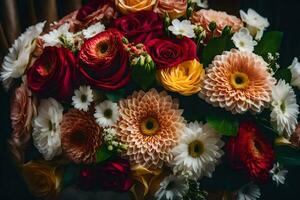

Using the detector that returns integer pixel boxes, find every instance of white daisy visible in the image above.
[1,21,45,90]
[168,19,196,38]
[41,23,74,47]
[82,22,105,39]
[270,79,299,137]
[171,121,224,180]
[288,57,300,89]
[94,100,120,127]
[237,183,261,200]
[155,175,188,200]
[240,8,269,40]
[32,98,63,160]
[270,162,288,186]
[232,28,257,52]
[192,0,209,8]
[72,85,94,112]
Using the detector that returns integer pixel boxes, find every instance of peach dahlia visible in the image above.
[117,89,185,169]
[199,49,275,114]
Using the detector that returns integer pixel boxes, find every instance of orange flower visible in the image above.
[115,0,157,14]
[154,0,187,19]
[61,109,103,164]
[158,59,205,96]
[192,9,243,37]
[117,89,184,168]
[22,161,62,200]
[200,49,275,114]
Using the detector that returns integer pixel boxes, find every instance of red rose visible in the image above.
[96,158,133,192]
[78,29,130,91]
[113,11,164,44]
[27,47,81,101]
[78,167,96,190]
[226,121,275,182]
[76,0,116,29]
[145,37,197,69]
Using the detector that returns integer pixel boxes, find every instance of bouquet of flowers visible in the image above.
[2,0,300,199]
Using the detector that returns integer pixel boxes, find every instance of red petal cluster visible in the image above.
[78,29,130,91]
[227,121,275,182]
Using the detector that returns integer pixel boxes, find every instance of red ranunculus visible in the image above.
[227,121,275,182]
[96,158,133,192]
[27,47,81,101]
[78,29,130,91]
[113,11,164,44]
[145,37,197,69]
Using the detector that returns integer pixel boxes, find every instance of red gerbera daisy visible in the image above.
[227,121,275,182]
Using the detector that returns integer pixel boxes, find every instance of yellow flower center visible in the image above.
[140,117,160,136]
[188,140,204,158]
[230,72,249,89]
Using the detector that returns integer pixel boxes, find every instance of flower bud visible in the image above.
[208,21,217,32]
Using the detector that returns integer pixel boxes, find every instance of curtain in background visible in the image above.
[0,0,300,199]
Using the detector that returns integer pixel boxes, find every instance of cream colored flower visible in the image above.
[1,22,45,89]
[240,8,269,40]
[32,98,63,160]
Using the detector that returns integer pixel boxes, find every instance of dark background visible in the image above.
[1,0,300,199]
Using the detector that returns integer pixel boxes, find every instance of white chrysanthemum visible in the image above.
[171,121,224,179]
[237,183,261,200]
[32,98,63,160]
[41,23,74,47]
[270,162,288,186]
[240,8,269,40]
[94,100,120,127]
[82,22,105,39]
[155,175,188,200]
[168,19,196,38]
[271,80,299,137]
[1,21,45,89]
[232,28,257,52]
[192,0,209,8]
[71,85,94,112]
[288,57,300,89]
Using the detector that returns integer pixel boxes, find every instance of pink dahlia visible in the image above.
[199,49,275,114]
[117,89,185,169]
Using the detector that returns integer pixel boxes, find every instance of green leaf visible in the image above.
[202,35,234,67]
[132,63,156,90]
[105,89,125,102]
[62,165,80,187]
[274,68,292,83]
[206,114,239,136]
[275,145,300,166]
[254,31,283,56]
[96,145,114,163]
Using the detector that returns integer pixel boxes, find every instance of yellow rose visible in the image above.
[115,0,157,14]
[158,59,205,96]
[130,165,170,200]
[22,161,62,200]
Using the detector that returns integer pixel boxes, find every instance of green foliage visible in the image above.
[131,61,156,90]
[96,145,114,163]
[275,145,300,166]
[206,113,239,136]
[62,164,80,188]
[254,31,283,57]
[183,180,207,200]
[105,89,125,102]
[274,68,292,83]
[202,35,234,67]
